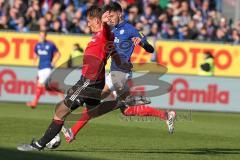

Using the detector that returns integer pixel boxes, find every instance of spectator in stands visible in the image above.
[50,19,61,33]
[213,28,226,43]
[0,0,238,45]
[38,17,47,31]
[127,5,140,25]
[16,16,29,32]
[188,20,198,39]
[8,7,19,30]
[0,15,9,29]
[65,2,75,22]
[45,11,53,28]
[0,0,10,16]
[59,11,70,33]
[69,17,81,33]
[26,8,39,31]
[230,29,240,45]
[197,27,208,41]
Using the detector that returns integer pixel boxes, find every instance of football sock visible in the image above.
[37,119,64,147]
[71,108,91,136]
[33,85,45,105]
[123,105,167,120]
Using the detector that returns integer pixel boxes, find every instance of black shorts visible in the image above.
[64,76,105,110]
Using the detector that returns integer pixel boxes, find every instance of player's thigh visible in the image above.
[64,79,86,111]
[105,73,115,92]
[109,71,131,96]
[38,68,52,85]
[84,80,105,110]
[101,83,112,99]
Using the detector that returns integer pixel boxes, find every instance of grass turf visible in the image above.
[0,102,240,160]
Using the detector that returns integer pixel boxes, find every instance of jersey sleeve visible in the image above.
[34,45,38,55]
[52,43,59,54]
[130,26,147,43]
[102,23,113,41]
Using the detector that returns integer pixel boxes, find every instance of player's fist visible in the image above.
[132,37,141,46]
[102,11,110,23]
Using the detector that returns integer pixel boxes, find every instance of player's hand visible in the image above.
[102,11,110,23]
[132,37,142,46]
[119,62,133,70]
[51,62,56,67]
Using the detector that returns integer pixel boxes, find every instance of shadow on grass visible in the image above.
[56,148,240,155]
[0,147,104,160]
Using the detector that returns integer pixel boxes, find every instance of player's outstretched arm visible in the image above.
[132,37,155,53]
[139,40,155,53]
[32,53,38,66]
[52,51,61,67]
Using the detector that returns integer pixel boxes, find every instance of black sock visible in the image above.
[37,119,64,147]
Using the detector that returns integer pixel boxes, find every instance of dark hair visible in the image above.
[104,2,122,12]
[204,52,214,59]
[87,5,103,19]
[73,43,80,50]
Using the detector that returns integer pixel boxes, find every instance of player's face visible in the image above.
[87,16,100,33]
[39,32,46,42]
[109,11,121,26]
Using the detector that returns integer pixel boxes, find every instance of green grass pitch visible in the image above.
[0,102,240,160]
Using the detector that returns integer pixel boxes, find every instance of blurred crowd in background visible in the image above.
[0,0,240,44]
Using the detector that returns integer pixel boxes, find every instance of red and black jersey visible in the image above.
[82,24,113,81]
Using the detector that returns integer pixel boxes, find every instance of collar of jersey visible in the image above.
[115,21,127,29]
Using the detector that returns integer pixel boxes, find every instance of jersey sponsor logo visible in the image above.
[45,45,50,50]
[114,37,120,43]
[37,49,48,55]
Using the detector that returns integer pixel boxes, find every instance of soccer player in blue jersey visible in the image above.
[26,30,61,108]
[62,2,176,143]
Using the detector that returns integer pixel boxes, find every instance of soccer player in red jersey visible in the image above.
[61,2,176,143]
[17,6,116,151]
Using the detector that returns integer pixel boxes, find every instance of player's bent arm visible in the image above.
[52,51,61,67]
[139,40,155,53]
[130,25,155,53]
[33,53,38,66]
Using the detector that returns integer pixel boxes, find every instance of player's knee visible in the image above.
[54,101,70,120]
[101,86,111,99]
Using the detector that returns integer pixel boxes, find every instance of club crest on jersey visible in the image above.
[114,37,120,43]
[45,45,50,50]
[120,29,125,35]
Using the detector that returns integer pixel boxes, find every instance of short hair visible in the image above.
[104,2,122,12]
[86,5,103,19]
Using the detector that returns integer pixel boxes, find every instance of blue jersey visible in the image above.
[111,21,147,72]
[34,41,58,69]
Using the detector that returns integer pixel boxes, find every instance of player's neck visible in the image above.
[40,40,47,43]
[119,19,124,24]
[116,19,124,27]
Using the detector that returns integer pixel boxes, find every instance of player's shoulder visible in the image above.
[123,22,136,30]
[46,40,55,45]
[46,40,57,48]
